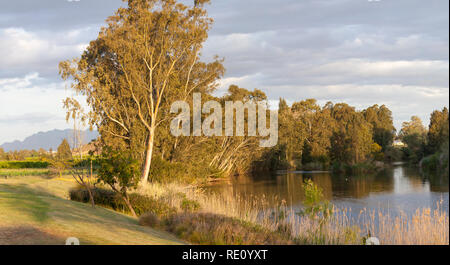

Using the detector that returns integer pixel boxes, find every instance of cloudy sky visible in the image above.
[0,0,448,144]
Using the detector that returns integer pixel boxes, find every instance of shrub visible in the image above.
[421,153,440,172]
[69,186,177,217]
[139,212,160,228]
[298,179,333,223]
[180,198,201,212]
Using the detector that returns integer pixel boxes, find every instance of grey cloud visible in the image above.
[0,112,60,124]
[0,0,448,139]
[0,0,123,30]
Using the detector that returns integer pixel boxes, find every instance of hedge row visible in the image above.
[0,161,49,169]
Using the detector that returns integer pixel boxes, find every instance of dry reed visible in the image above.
[137,182,449,245]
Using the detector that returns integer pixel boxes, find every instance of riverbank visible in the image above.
[133,181,449,245]
[3,172,447,245]
[70,167,449,244]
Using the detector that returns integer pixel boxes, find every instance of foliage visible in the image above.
[298,179,333,222]
[56,139,73,161]
[330,103,374,165]
[180,198,201,212]
[399,116,427,163]
[69,186,176,217]
[97,148,141,192]
[260,100,389,172]
[97,148,142,216]
[363,104,396,151]
[60,0,224,182]
[427,107,449,154]
[149,156,222,184]
[0,148,49,161]
[0,161,49,169]
[421,141,449,175]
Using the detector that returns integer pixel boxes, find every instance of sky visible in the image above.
[0,0,448,145]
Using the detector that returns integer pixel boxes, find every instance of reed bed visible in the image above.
[137,182,449,245]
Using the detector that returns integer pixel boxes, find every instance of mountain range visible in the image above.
[0,129,99,152]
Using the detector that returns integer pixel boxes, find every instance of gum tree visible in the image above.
[60,0,224,184]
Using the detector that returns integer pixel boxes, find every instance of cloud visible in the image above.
[0,27,91,78]
[0,0,448,142]
[0,73,77,143]
[0,0,123,30]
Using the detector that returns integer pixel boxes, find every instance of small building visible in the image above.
[393,140,406,147]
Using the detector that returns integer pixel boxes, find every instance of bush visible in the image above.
[139,212,160,228]
[180,198,201,212]
[420,153,440,172]
[69,186,177,217]
[0,161,49,169]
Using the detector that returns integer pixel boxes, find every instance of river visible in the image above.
[204,165,449,218]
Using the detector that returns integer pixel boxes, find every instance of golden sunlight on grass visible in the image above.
[0,176,184,245]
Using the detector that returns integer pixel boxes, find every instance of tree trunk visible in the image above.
[141,127,155,184]
[86,185,95,208]
[122,192,137,218]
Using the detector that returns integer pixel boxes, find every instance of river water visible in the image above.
[205,165,449,217]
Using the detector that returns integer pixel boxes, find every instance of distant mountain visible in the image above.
[0,129,99,152]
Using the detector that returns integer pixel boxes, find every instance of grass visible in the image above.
[0,168,50,177]
[157,213,293,245]
[0,175,184,245]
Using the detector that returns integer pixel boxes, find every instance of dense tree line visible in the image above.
[0,139,72,162]
[256,100,396,173]
[0,148,48,161]
[399,108,449,173]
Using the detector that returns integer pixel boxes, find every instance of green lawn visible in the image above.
[0,174,185,245]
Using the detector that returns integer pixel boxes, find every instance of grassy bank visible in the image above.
[72,180,449,245]
[0,175,184,245]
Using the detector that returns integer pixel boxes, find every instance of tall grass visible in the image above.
[0,168,50,177]
[137,182,449,245]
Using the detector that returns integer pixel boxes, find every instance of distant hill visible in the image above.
[0,129,99,152]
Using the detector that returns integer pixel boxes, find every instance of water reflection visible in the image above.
[204,165,449,215]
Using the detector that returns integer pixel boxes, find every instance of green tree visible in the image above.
[330,103,374,165]
[299,179,332,218]
[60,0,224,184]
[427,107,449,154]
[363,104,396,151]
[0,148,5,160]
[98,148,141,217]
[277,99,307,168]
[57,139,73,161]
[399,116,427,162]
